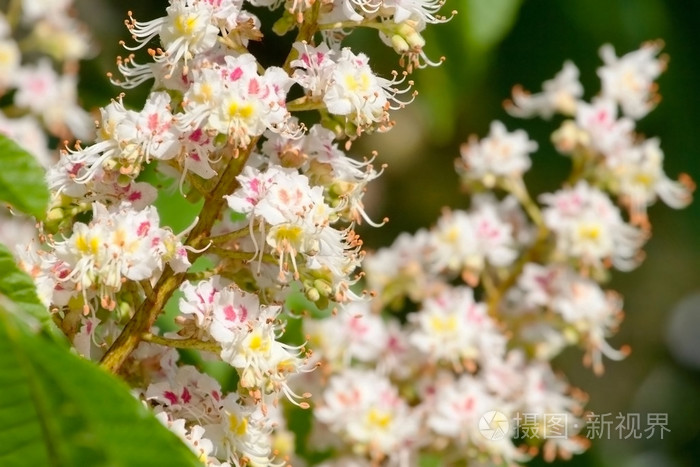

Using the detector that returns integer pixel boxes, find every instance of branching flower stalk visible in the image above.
[5,0,694,466]
[101,141,255,373]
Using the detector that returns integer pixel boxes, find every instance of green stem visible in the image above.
[286,95,325,112]
[139,280,153,301]
[209,224,257,245]
[209,246,278,265]
[5,0,22,30]
[100,0,331,373]
[141,333,221,353]
[282,0,322,73]
[485,178,551,317]
[318,19,384,32]
[566,149,590,186]
[99,144,255,374]
[507,177,545,230]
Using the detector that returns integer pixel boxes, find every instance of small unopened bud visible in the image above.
[279,149,306,168]
[272,13,296,36]
[390,35,410,54]
[47,207,64,222]
[397,23,425,49]
[305,287,320,303]
[330,181,354,196]
[307,159,334,185]
[313,279,333,297]
[552,120,588,154]
[214,132,228,146]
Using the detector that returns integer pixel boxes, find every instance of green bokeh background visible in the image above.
[75,0,700,465]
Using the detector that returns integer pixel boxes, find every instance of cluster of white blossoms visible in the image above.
[5,0,455,465]
[2,0,693,465]
[305,43,692,466]
[507,40,693,227]
[0,2,93,248]
[137,345,299,466]
[17,202,190,314]
[178,275,307,398]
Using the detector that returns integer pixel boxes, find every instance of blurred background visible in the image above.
[76,0,700,465]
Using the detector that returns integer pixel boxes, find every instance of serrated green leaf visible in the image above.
[0,309,203,467]
[0,134,50,220]
[0,243,64,342]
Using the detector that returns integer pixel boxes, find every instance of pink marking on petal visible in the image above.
[455,396,475,413]
[387,336,402,352]
[189,128,203,142]
[147,113,160,132]
[137,221,151,237]
[68,163,84,176]
[28,77,48,95]
[195,291,206,305]
[249,178,260,193]
[164,390,179,405]
[349,316,369,335]
[230,67,243,81]
[223,305,237,321]
[181,387,192,404]
[248,78,260,95]
[466,304,483,324]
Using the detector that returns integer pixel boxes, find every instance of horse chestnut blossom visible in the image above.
[540,181,646,272]
[1,0,693,465]
[456,120,539,187]
[17,202,190,312]
[430,200,520,282]
[598,41,666,119]
[315,369,420,463]
[304,41,691,467]
[506,60,584,119]
[291,43,414,136]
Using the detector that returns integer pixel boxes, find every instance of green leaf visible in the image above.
[0,134,50,220]
[0,309,203,467]
[462,0,523,54]
[0,243,63,342]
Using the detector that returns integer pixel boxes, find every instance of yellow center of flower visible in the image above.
[634,172,654,187]
[75,234,100,256]
[366,407,392,429]
[247,331,270,352]
[175,14,198,36]
[429,314,457,334]
[578,223,602,241]
[345,72,371,93]
[273,225,303,246]
[227,101,254,120]
[229,414,248,437]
